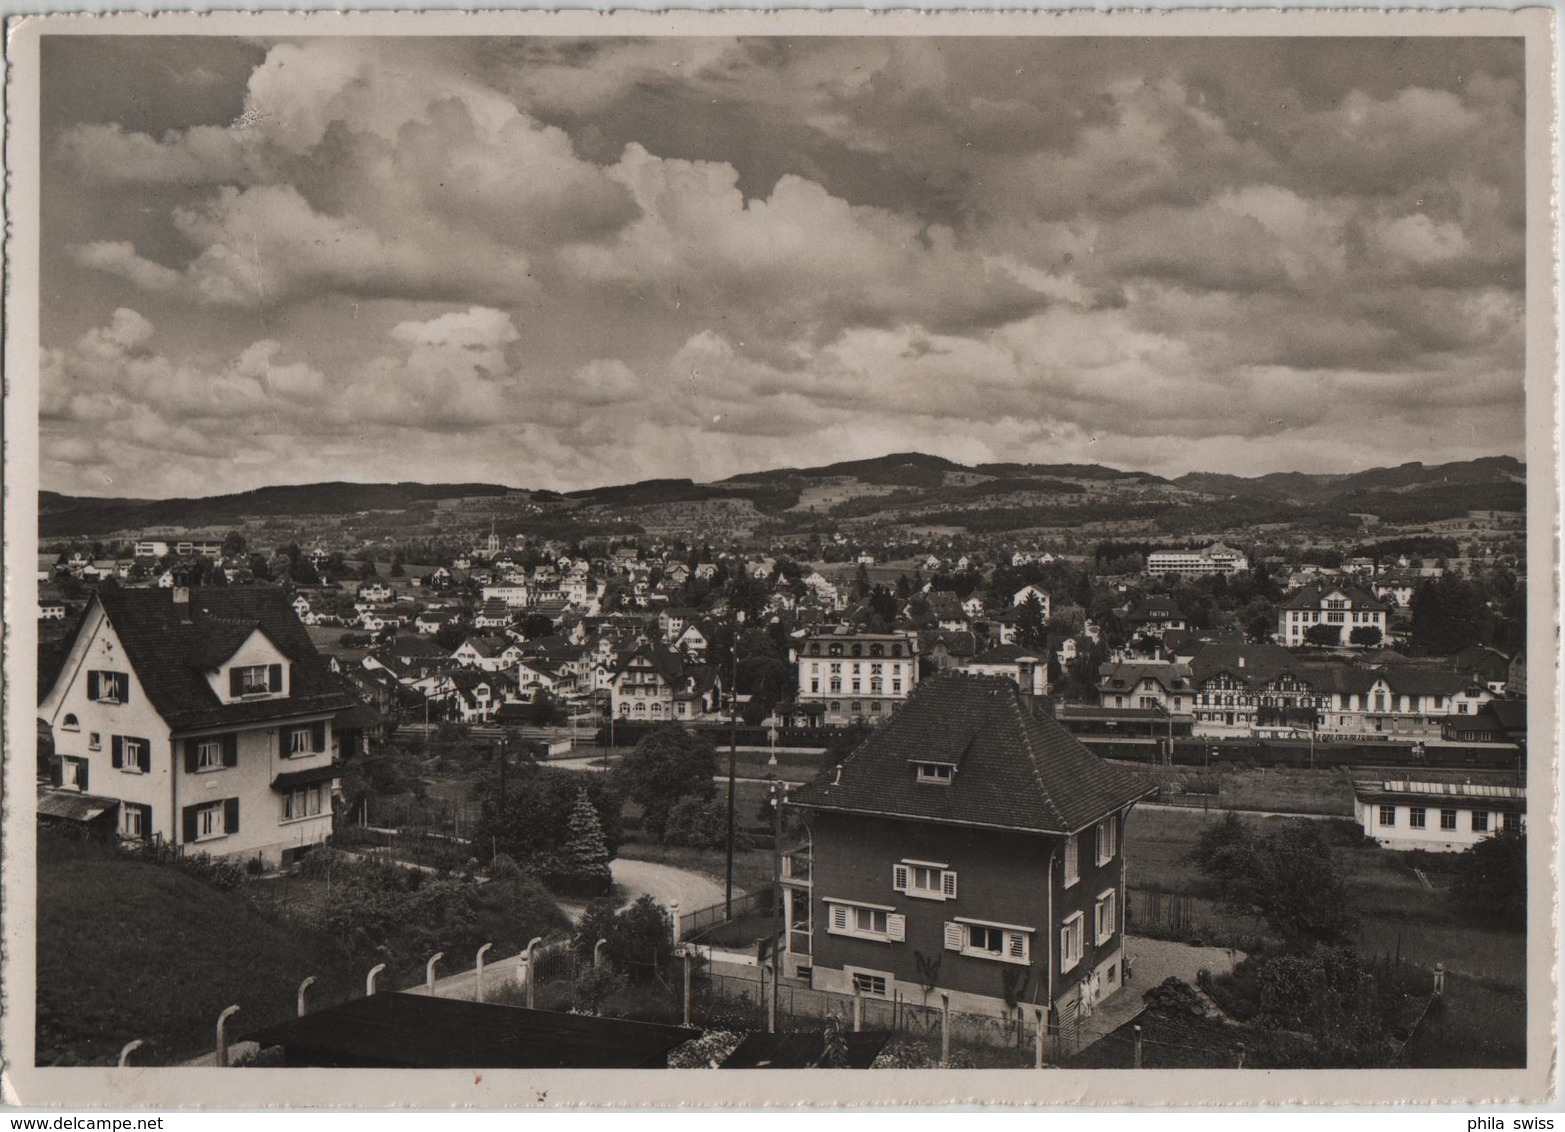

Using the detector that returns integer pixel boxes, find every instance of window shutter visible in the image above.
[138,804,153,841]
[311,721,327,752]
[887,914,906,942]
[943,922,964,951]
[230,668,243,697]
[830,905,848,933]
[1006,932,1026,960]
[942,871,957,899]
[50,758,63,788]
[184,740,199,774]
[1106,897,1116,939]
[121,678,129,705]
[137,740,151,774]
[892,864,909,893]
[223,733,239,767]
[78,760,88,792]
[87,671,100,700]
[224,798,240,835]
[111,735,124,769]
[278,726,292,755]
[182,805,198,844]
[268,663,283,692]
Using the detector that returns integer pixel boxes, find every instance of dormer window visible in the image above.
[915,762,956,785]
[231,664,283,698]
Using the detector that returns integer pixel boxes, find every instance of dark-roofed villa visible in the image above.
[784,672,1155,1027]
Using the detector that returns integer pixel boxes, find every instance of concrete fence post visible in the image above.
[475,943,492,1003]
[1236,1041,1246,1069]
[1034,1008,1046,1069]
[425,952,444,995]
[670,901,681,944]
[681,946,693,1027]
[1433,963,1446,996]
[215,1005,240,1068]
[852,986,863,1032]
[366,963,386,996]
[525,937,543,1009]
[763,958,776,1033]
[1133,1024,1143,1069]
[594,939,608,969]
[297,976,316,1018]
[939,993,951,1067]
[117,1040,144,1068]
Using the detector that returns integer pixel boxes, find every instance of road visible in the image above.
[612,857,737,917]
[548,754,804,788]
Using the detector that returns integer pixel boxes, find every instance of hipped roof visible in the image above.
[790,673,1154,836]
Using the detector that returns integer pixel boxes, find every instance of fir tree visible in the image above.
[558,787,613,896]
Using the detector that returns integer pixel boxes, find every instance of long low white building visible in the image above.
[1353,779,1524,852]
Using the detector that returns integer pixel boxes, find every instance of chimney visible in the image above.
[1015,656,1040,700]
[173,586,192,621]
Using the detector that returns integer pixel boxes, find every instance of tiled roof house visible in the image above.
[785,673,1155,1024]
[37,586,355,866]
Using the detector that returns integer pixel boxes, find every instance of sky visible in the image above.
[39,35,1526,498]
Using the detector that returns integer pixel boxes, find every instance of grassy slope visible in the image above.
[36,836,361,1066]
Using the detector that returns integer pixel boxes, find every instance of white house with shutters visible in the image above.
[37,586,354,867]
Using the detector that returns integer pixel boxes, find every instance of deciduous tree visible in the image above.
[617,725,717,843]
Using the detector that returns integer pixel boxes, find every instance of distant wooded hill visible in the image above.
[39,482,515,538]
[39,454,1524,538]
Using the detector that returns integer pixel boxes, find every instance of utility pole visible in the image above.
[725,617,740,919]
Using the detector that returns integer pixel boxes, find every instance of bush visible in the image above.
[1449,827,1525,930]
[573,895,675,984]
[570,963,630,1013]
[662,796,752,851]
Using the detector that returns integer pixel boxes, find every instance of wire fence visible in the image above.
[698,970,1042,1054]
[679,889,773,940]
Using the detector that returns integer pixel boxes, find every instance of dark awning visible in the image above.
[271,761,343,792]
[37,788,119,823]
[243,993,700,1068]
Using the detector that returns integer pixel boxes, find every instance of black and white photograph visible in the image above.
[3,8,1556,1109]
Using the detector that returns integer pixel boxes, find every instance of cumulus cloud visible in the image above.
[40,36,1527,495]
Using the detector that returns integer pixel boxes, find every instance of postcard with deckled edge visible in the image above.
[2,6,1557,1109]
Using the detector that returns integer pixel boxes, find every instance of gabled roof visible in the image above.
[1099,662,1193,694]
[790,674,1155,836]
[1189,642,1303,687]
[388,634,447,658]
[919,630,979,658]
[611,644,686,686]
[1279,582,1388,612]
[969,643,1040,666]
[53,587,353,732]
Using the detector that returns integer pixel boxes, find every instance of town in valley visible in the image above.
[35,452,1529,1070]
[24,31,1535,1082]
